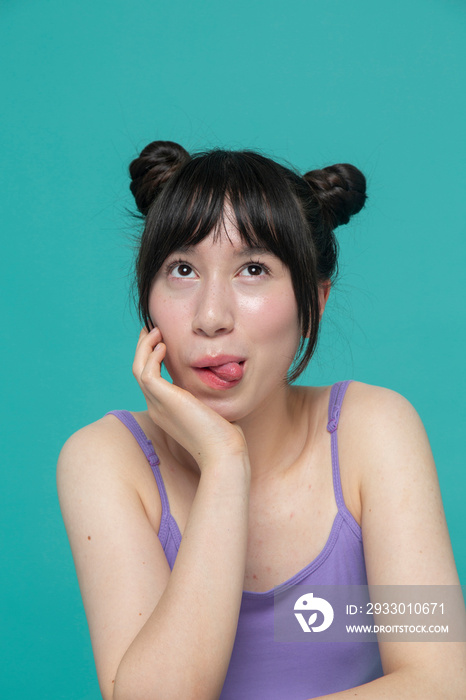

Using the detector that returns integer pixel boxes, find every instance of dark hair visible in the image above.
[129,140,366,382]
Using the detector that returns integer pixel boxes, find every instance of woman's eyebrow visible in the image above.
[233,245,271,257]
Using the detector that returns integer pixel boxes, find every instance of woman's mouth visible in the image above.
[191,358,245,389]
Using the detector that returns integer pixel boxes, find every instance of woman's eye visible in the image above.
[240,264,268,277]
[171,264,195,278]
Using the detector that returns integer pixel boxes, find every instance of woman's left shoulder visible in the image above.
[299,380,425,447]
[343,379,418,411]
[340,380,427,442]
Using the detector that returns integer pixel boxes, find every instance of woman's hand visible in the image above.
[133,328,247,466]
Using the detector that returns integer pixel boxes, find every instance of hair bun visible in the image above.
[129,140,190,215]
[303,163,367,228]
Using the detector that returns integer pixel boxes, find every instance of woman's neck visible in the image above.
[163,384,321,482]
[236,384,311,481]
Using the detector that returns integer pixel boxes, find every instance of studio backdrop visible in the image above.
[1,1,465,697]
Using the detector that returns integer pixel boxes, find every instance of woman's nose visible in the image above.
[192,280,234,337]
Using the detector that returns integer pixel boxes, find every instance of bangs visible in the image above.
[144,150,311,267]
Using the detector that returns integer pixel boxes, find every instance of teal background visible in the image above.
[1,1,465,697]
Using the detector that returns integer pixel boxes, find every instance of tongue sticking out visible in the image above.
[208,361,243,381]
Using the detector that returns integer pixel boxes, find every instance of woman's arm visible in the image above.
[57,329,251,700]
[309,383,465,699]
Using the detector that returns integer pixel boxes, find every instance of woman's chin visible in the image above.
[197,396,246,423]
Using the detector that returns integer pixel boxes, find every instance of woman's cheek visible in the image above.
[149,290,187,336]
[240,292,299,338]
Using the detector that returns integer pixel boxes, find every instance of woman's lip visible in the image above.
[191,355,246,368]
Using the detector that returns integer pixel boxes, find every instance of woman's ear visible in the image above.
[318,281,331,320]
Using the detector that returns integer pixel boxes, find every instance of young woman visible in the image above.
[57,141,464,699]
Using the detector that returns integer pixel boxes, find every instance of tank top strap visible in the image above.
[105,411,172,539]
[326,381,354,513]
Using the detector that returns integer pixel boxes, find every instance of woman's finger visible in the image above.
[136,326,161,351]
[140,342,167,384]
[133,327,164,381]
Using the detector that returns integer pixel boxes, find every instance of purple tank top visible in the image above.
[107,380,383,698]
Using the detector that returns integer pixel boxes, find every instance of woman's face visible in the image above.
[148,217,302,422]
